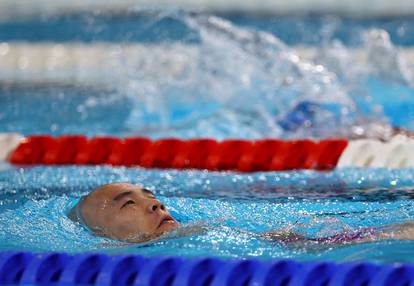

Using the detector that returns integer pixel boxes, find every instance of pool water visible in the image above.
[1,13,414,138]
[1,166,414,263]
[1,10,414,264]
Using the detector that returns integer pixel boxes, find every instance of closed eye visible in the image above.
[121,200,135,209]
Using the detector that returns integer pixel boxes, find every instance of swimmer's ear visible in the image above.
[67,196,87,224]
[89,226,113,239]
[67,205,79,223]
[91,229,106,237]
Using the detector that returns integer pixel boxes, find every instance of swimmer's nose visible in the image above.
[148,201,166,213]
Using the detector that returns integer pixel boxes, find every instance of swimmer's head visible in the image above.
[68,183,179,241]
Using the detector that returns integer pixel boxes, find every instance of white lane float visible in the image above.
[337,135,414,168]
[1,43,414,86]
[0,133,25,161]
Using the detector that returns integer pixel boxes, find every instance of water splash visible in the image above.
[120,12,357,138]
[365,29,413,85]
[112,12,413,139]
[2,11,413,137]
[314,27,414,131]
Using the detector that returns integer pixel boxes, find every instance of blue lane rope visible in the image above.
[1,251,414,285]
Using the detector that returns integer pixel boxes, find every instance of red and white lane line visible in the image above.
[1,133,414,171]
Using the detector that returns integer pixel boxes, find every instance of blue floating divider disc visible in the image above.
[0,252,33,285]
[369,265,414,286]
[289,261,337,286]
[172,258,224,286]
[20,252,72,284]
[251,260,301,286]
[210,259,264,286]
[329,262,380,286]
[133,256,183,286]
[95,254,147,286]
[59,253,109,285]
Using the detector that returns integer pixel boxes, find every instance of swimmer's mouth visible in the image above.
[158,215,176,228]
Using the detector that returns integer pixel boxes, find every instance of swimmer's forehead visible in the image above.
[91,183,155,202]
[111,187,155,201]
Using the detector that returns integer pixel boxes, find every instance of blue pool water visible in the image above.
[1,13,414,46]
[1,166,414,263]
[1,10,414,264]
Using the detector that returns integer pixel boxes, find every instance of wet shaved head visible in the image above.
[69,183,178,241]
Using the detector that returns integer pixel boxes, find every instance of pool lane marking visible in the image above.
[2,132,414,169]
[1,43,414,86]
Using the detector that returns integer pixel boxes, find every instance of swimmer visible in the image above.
[69,182,179,242]
[279,100,414,140]
[69,182,414,245]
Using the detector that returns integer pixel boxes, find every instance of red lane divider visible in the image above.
[268,140,295,171]
[314,139,348,170]
[75,137,122,165]
[141,139,184,168]
[10,136,51,164]
[283,140,316,170]
[43,135,88,164]
[107,137,152,166]
[9,135,348,172]
[239,140,281,172]
[206,140,254,171]
[172,139,218,169]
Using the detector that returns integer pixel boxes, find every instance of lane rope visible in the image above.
[1,44,414,86]
[0,251,413,285]
[6,134,346,171]
[3,133,414,170]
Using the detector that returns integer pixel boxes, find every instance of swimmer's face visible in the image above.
[80,183,178,241]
